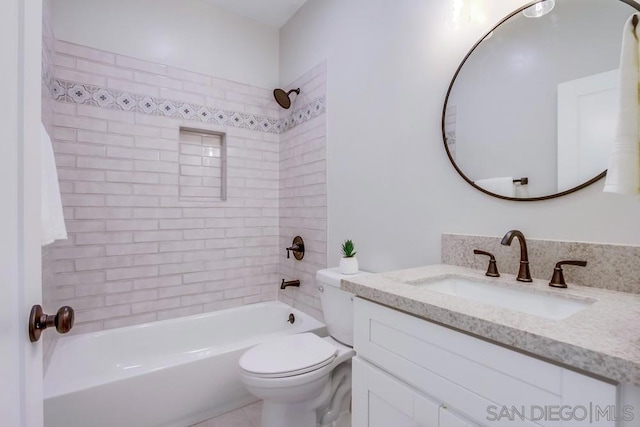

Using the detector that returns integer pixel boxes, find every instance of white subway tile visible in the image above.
[158,283,204,298]
[54,67,106,87]
[58,169,105,182]
[61,194,105,207]
[183,270,226,285]
[134,275,182,290]
[106,219,159,231]
[52,246,105,260]
[133,184,178,196]
[65,221,105,233]
[159,261,205,276]
[77,130,134,147]
[134,252,182,266]
[184,229,225,240]
[157,305,203,320]
[158,219,204,230]
[133,208,182,219]
[76,59,134,80]
[55,114,107,132]
[53,53,76,68]
[182,81,224,98]
[106,265,158,281]
[134,136,178,151]
[104,313,156,329]
[77,156,133,171]
[77,104,135,124]
[55,41,115,64]
[76,256,133,272]
[78,305,131,323]
[52,126,77,141]
[75,182,132,195]
[106,195,160,207]
[134,230,183,243]
[181,291,223,306]
[115,55,167,75]
[105,242,158,257]
[131,298,180,314]
[75,281,133,297]
[107,78,159,97]
[56,271,105,286]
[134,160,178,174]
[109,122,164,138]
[75,232,133,246]
[166,67,211,85]
[106,171,160,184]
[134,72,182,90]
[159,240,205,253]
[159,88,205,106]
[107,146,159,161]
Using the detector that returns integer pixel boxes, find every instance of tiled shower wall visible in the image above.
[277,64,328,321]
[43,39,326,335]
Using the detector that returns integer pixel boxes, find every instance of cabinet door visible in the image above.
[439,407,479,427]
[352,357,440,427]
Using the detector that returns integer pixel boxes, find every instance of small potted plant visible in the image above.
[339,239,359,275]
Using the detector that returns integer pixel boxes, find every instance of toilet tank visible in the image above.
[316,268,370,347]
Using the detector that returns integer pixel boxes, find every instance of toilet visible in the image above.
[238,268,369,427]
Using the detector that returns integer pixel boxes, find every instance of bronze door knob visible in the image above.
[29,305,75,342]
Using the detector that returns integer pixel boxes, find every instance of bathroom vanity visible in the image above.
[342,265,640,427]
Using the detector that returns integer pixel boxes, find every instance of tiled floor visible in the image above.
[191,401,262,427]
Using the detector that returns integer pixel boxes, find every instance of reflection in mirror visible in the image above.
[443,0,639,200]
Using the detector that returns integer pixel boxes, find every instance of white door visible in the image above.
[557,69,619,192]
[0,0,44,426]
[352,357,440,427]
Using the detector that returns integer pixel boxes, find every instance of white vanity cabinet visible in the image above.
[352,298,620,427]
[353,356,478,426]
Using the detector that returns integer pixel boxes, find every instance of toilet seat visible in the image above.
[239,333,338,379]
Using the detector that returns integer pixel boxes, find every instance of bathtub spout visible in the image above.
[280,279,300,289]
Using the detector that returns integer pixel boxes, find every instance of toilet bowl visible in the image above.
[238,268,369,427]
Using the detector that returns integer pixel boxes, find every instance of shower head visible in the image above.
[273,88,300,109]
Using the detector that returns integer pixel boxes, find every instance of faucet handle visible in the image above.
[473,249,500,277]
[549,260,587,288]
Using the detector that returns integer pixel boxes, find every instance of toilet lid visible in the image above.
[239,333,338,378]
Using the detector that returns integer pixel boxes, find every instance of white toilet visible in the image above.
[238,268,369,427]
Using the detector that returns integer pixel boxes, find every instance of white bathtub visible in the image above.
[44,301,326,427]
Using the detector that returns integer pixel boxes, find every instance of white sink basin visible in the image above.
[417,277,593,320]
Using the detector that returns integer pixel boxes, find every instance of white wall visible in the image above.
[52,0,279,88]
[280,0,640,273]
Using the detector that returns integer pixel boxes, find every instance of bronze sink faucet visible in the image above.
[500,230,532,282]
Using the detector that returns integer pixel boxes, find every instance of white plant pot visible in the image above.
[339,256,359,275]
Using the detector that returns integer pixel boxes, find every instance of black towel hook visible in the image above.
[632,14,638,37]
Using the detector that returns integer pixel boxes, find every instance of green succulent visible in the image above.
[341,239,357,258]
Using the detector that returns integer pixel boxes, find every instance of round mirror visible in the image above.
[442,0,639,201]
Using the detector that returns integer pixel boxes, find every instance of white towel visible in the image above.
[604,14,640,195]
[474,177,515,197]
[41,123,67,246]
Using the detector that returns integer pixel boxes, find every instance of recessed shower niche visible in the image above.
[179,128,227,201]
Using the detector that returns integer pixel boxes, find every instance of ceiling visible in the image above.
[202,0,309,28]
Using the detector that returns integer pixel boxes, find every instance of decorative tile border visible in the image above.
[48,78,325,134]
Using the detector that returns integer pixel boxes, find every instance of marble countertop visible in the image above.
[341,264,640,386]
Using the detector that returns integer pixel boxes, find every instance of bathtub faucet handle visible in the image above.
[285,236,305,260]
